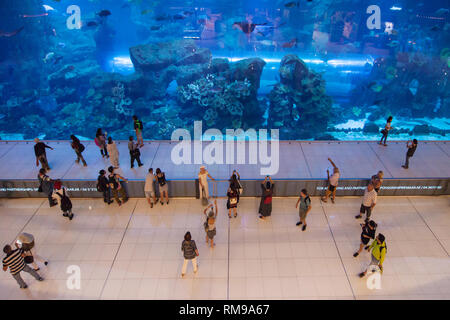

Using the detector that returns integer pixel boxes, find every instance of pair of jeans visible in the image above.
[130,152,143,168]
[102,188,111,203]
[380,132,388,144]
[75,150,87,166]
[404,154,411,168]
[100,145,108,157]
[11,265,42,288]
[37,155,50,170]
[181,257,198,274]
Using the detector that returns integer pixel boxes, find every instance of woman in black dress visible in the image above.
[258,176,274,220]
[227,186,238,218]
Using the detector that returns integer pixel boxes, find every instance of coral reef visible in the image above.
[268,55,333,139]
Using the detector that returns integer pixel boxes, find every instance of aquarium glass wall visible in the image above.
[0,0,449,140]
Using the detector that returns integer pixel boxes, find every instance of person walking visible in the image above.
[258,176,274,221]
[355,183,377,221]
[156,168,169,205]
[379,116,393,146]
[295,188,312,231]
[128,136,143,168]
[15,233,48,272]
[108,166,128,206]
[34,138,53,171]
[95,128,109,159]
[198,166,215,202]
[107,137,120,168]
[181,231,199,277]
[371,171,384,193]
[358,233,387,278]
[321,157,340,203]
[132,115,144,147]
[70,135,87,167]
[3,244,44,289]
[53,180,74,220]
[37,168,57,207]
[353,220,377,257]
[97,169,112,204]
[144,168,157,208]
[402,139,418,169]
[227,186,239,218]
[203,199,218,248]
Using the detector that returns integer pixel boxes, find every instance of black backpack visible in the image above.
[79,143,85,153]
[57,188,72,211]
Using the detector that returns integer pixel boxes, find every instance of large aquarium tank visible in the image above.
[0,0,448,141]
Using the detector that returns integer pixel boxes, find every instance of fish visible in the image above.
[173,13,187,20]
[372,99,386,105]
[43,52,55,63]
[57,42,66,48]
[282,38,297,48]
[22,13,49,18]
[0,114,5,120]
[42,5,56,12]
[155,14,170,21]
[150,25,161,30]
[368,82,383,93]
[97,10,111,17]
[435,8,449,16]
[141,9,152,15]
[386,40,399,47]
[260,40,275,46]
[284,2,299,8]
[0,26,24,38]
[233,22,268,34]
[430,25,441,31]
[86,21,99,27]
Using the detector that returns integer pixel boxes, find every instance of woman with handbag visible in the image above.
[379,116,393,146]
[258,176,274,220]
[70,135,87,167]
[227,186,239,218]
[128,136,143,168]
[230,170,242,196]
[156,168,169,205]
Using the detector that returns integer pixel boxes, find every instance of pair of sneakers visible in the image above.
[296,221,307,231]
[62,212,74,220]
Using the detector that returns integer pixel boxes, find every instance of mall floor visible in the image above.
[0,196,449,300]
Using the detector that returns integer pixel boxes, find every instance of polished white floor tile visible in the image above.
[0,196,449,300]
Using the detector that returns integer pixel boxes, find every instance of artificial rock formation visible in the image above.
[268,55,332,139]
